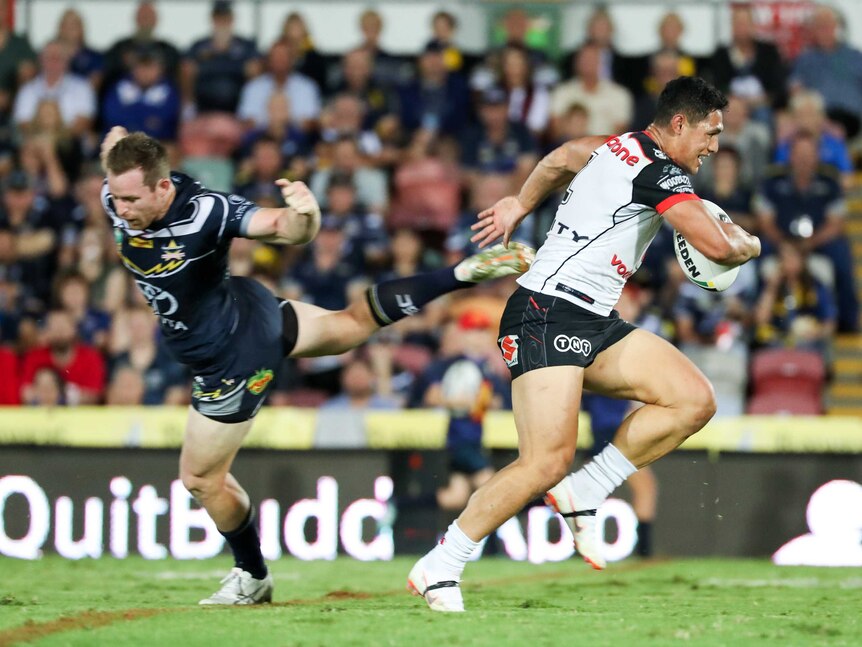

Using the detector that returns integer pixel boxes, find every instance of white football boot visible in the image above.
[407,556,465,613]
[545,480,607,570]
[454,242,535,283]
[199,568,273,605]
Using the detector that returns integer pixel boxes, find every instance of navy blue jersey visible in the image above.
[102,173,260,369]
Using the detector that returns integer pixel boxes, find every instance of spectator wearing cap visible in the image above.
[459,85,538,187]
[395,41,470,136]
[237,39,321,133]
[182,1,261,115]
[54,8,103,90]
[21,309,106,405]
[322,171,389,273]
[0,170,65,312]
[13,39,96,138]
[102,1,181,89]
[101,43,181,141]
[550,42,633,137]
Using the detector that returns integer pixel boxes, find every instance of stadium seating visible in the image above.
[747,348,827,414]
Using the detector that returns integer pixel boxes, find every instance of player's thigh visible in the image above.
[583,329,714,408]
[511,365,584,465]
[180,407,255,479]
[286,300,376,358]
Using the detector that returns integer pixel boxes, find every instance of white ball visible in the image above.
[674,199,740,292]
[440,359,484,403]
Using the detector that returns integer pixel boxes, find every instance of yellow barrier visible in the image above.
[0,407,861,453]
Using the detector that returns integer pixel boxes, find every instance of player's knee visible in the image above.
[682,379,717,434]
[180,471,219,502]
[521,452,571,492]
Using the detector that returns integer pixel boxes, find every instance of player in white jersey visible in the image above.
[408,77,761,612]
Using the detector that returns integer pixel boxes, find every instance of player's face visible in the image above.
[678,109,723,174]
[107,168,170,230]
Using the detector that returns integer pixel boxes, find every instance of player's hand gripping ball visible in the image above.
[674,199,740,292]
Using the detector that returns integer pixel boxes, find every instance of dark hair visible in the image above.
[105,132,170,189]
[653,76,728,127]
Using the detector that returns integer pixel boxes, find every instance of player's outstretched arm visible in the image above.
[664,199,761,266]
[244,179,322,245]
[471,135,607,248]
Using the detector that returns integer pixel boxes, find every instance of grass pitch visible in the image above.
[0,556,859,646]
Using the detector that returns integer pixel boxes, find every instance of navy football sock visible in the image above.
[636,521,653,557]
[221,506,267,579]
[366,267,473,326]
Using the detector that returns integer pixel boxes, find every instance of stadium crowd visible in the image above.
[0,1,859,420]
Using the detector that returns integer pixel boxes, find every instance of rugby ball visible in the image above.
[440,359,484,413]
[673,199,740,292]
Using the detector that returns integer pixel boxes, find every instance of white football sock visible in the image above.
[568,443,637,510]
[426,520,482,578]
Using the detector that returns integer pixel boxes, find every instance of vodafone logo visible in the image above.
[498,335,520,367]
[554,335,592,356]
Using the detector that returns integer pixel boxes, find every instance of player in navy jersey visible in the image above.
[99,127,534,605]
[408,77,761,612]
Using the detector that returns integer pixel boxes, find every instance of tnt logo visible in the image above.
[499,335,520,367]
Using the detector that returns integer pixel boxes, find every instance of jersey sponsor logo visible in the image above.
[610,254,635,279]
[605,136,640,166]
[396,294,419,316]
[128,237,153,248]
[135,280,190,330]
[658,174,693,193]
[675,232,702,278]
[653,148,668,159]
[498,335,520,367]
[246,368,274,395]
[553,334,592,356]
[122,255,189,278]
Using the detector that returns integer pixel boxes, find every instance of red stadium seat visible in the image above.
[750,348,827,400]
[747,390,823,415]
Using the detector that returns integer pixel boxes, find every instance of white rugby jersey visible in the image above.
[518,131,700,316]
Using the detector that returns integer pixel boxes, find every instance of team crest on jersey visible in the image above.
[498,335,520,367]
[653,148,668,159]
[160,239,186,262]
[129,237,154,248]
[246,368,274,395]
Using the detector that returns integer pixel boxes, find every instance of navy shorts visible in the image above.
[497,286,636,379]
[448,443,491,476]
[191,278,299,423]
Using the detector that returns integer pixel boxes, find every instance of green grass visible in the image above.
[1,556,860,646]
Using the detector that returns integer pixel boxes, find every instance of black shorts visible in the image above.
[497,286,636,379]
[191,278,299,424]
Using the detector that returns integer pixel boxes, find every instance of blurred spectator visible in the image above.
[0,0,38,125]
[109,305,187,405]
[26,98,84,185]
[287,216,358,311]
[697,147,757,233]
[460,86,538,187]
[18,124,72,199]
[754,240,836,351]
[233,135,285,204]
[321,171,389,271]
[25,365,64,406]
[396,42,470,136]
[559,8,646,98]
[495,7,556,86]
[21,308,106,404]
[653,12,697,77]
[101,44,181,141]
[791,4,862,138]
[13,39,96,138]
[0,344,20,403]
[182,1,261,115]
[320,354,399,411]
[388,131,461,238]
[54,270,110,349]
[102,0,181,90]
[239,93,309,170]
[773,90,853,187]
[318,92,380,158]
[309,135,388,213]
[328,48,393,129]
[550,43,633,137]
[500,44,550,136]
[278,12,327,91]
[72,225,128,315]
[0,170,63,311]
[707,3,787,115]
[754,131,858,332]
[427,10,465,74]
[631,51,681,131]
[54,8,103,90]
[105,365,146,405]
[356,8,405,88]
[695,94,771,191]
[237,40,321,133]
